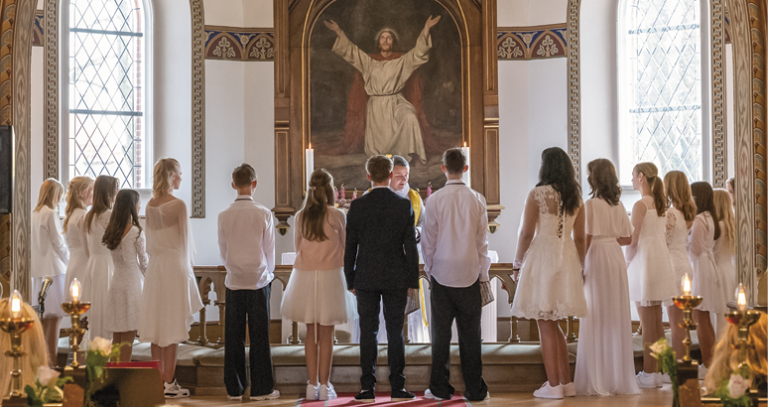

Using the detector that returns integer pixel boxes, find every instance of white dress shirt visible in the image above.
[422,180,491,287]
[217,195,275,290]
[31,206,69,278]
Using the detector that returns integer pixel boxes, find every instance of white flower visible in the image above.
[89,336,113,355]
[37,366,60,387]
[728,374,751,398]
[649,339,669,356]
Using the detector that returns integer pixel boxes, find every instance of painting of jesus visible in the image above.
[310,0,462,190]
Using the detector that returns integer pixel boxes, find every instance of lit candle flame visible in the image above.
[737,284,747,312]
[10,290,22,319]
[308,143,312,150]
[463,141,467,147]
[70,278,81,303]
[682,273,691,296]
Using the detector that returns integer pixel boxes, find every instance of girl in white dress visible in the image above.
[103,189,148,362]
[626,162,677,389]
[511,147,587,399]
[63,176,93,292]
[689,182,725,377]
[83,175,119,341]
[138,158,203,398]
[574,159,640,396]
[713,189,736,336]
[282,169,355,401]
[663,171,697,360]
[31,178,68,366]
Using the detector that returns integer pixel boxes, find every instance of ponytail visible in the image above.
[635,162,667,217]
[300,169,336,242]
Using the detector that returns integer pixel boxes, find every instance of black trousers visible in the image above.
[224,284,274,397]
[356,288,408,390]
[429,277,488,400]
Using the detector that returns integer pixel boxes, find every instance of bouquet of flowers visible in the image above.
[713,365,753,407]
[649,338,679,405]
[24,366,73,406]
[85,337,121,404]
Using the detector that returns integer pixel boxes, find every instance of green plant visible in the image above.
[713,366,753,407]
[24,366,73,407]
[85,336,121,405]
[650,338,679,406]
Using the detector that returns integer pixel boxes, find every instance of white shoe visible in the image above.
[533,382,564,399]
[164,379,190,398]
[319,383,337,401]
[636,371,661,389]
[424,389,445,401]
[698,365,708,380]
[305,382,318,401]
[661,373,671,384]
[227,395,242,401]
[252,390,280,401]
[562,382,576,397]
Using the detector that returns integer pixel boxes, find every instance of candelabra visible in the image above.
[0,291,34,399]
[61,278,90,369]
[725,285,761,372]
[672,274,702,364]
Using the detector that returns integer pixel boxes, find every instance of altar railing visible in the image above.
[192,264,578,346]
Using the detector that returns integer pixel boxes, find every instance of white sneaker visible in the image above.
[562,382,576,397]
[319,383,337,401]
[661,373,671,384]
[424,389,445,401]
[164,379,190,398]
[305,382,318,401]
[636,371,661,389]
[227,395,242,401]
[698,365,708,380]
[533,382,564,399]
[252,390,280,401]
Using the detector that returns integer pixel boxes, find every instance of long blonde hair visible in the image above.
[153,158,180,198]
[634,162,667,217]
[664,170,697,222]
[34,178,64,213]
[713,189,735,254]
[705,312,767,392]
[85,175,118,232]
[0,302,47,395]
[300,169,335,242]
[63,176,93,233]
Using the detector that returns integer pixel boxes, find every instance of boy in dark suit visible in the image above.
[345,155,420,403]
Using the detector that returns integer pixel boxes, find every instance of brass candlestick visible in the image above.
[60,300,90,369]
[726,285,761,373]
[673,294,703,364]
[0,316,34,398]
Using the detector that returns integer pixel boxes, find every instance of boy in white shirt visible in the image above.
[217,164,279,401]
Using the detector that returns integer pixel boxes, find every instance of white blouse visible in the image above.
[31,206,69,278]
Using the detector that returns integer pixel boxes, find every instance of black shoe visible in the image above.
[354,389,375,403]
[463,391,490,402]
[390,388,415,401]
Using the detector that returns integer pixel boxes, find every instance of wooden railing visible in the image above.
[192,264,578,346]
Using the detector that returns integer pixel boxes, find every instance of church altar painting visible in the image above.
[310,0,463,190]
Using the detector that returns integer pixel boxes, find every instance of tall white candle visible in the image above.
[306,143,314,189]
[461,142,471,187]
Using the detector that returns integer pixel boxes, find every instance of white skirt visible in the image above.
[281,268,356,326]
[31,274,69,318]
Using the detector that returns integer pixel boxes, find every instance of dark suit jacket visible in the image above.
[344,188,420,291]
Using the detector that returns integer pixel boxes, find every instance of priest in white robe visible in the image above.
[324,16,441,164]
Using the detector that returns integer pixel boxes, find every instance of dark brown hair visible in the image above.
[691,181,721,241]
[300,169,335,242]
[442,148,466,175]
[85,175,119,232]
[232,163,257,187]
[538,147,581,216]
[102,189,142,250]
[587,158,621,205]
[366,155,393,183]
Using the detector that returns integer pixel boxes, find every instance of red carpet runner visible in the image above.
[300,392,473,406]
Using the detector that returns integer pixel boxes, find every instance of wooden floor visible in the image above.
[164,387,672,406]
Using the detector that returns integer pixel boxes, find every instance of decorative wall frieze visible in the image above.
[566,2,581,179]
[191,0,207,218]
[205,26,274,61]
[712,0,726,188]
[497,24,567,60]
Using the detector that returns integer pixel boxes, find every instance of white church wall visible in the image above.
[204,0,244,27]
[31,47,44,208]
[498,0,567,27]
[244,0,273,27]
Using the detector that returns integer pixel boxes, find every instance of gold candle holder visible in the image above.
[0,290,34,399]
[672,273,702,364]
[725,284,761,372]
[61,278,90,369]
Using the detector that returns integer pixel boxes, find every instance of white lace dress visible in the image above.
[83,210,114,339]
[510,185,587,320]
[665,207,694,295]
[64,208,89,293]
[688,213,726,313]
[574,198,640,396]
[627,197,677,305]
[138,199,204,347]
[106,226,149,333]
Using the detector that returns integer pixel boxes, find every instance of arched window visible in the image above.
[66,0,151,188]
[618,0,704,184]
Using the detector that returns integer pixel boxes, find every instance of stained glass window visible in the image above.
[619,0,704,184]
[67,0,148,188]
